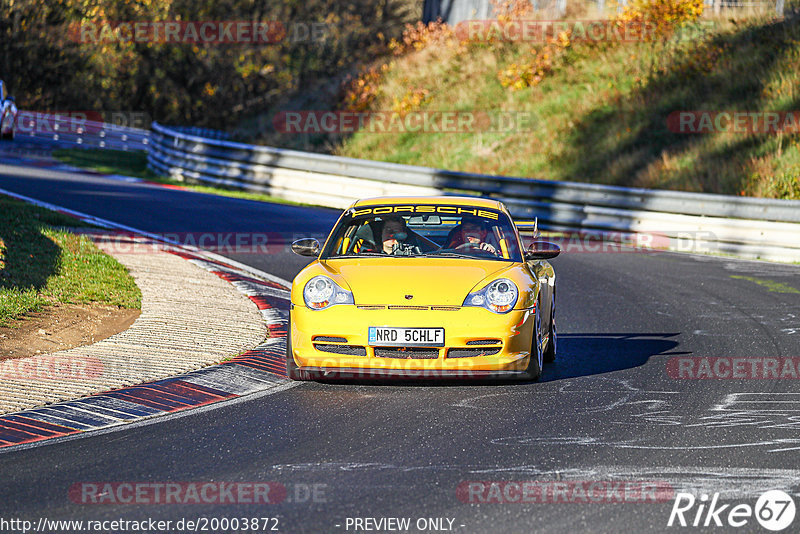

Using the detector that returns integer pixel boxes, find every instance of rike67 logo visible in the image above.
[668,490,796,531]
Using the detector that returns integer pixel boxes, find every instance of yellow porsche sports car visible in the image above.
[288,196,560,381]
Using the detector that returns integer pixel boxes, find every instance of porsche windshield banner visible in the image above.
[350,205,500,220]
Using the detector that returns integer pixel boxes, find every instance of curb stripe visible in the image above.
[4,416,73,434]
[62,400,147,420]
[69,397,162,417]
[0,420,61,438]
[0,424,46,441]
[105,391,190,412]
[24,407,114,428]
[16,412,92,431]
[0,432,40,446]
[122,382,219,405]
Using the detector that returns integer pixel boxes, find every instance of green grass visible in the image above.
[730,275,800,293]
[52,148,314,207]
[315,13,800,199]
[0,196,141,327]
[53,148,156,180]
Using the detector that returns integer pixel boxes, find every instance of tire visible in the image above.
[0,113,10,140]
[285,324,311,380]
[521,308,543,381]
[543,290,557,363]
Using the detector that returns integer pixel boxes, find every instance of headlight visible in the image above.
[463,278,518,313]
[303,275,354,310]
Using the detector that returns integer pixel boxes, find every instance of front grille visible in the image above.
[466,339,502,345]
[357,305,386,310]
[447,347,502,358]
[387,305,429,310]
[374,347,440,359]
[313,335,347,343]
[313,344,367,356]
[431,306,460,311]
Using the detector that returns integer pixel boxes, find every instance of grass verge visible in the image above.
[0,195,141,327]
[52,148,314,207]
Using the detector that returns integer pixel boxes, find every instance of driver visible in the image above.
[446,215,499,255]
[380,216,422,255]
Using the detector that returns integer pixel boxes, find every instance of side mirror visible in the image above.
[524,241,560,261]
[291,238,321,257]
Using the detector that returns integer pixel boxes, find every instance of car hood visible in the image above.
[327,259,510,306]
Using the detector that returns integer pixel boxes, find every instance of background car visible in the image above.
[288,196,560,382]
[0,80,17,140]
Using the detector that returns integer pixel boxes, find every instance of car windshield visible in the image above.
[321,204,522,261]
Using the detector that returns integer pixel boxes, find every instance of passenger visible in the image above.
[446,215,499,255]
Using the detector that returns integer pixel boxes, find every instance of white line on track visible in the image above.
[0,381,299,454]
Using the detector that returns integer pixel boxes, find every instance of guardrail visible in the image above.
[13,111,149,151]
[148,121,800,263]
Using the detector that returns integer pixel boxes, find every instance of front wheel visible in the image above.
[521,308,543,381]
[0,114,13,140]
[285,324,311,380]
[543,290,557,363]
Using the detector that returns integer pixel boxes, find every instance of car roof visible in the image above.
[351,196,504,210]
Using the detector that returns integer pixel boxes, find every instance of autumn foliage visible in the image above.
[0,0,410,130]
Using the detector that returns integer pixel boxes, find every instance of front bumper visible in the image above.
[289,304,536,378]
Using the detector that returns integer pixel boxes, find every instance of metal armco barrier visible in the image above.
[14,111,149,151]
[147,121,800,262]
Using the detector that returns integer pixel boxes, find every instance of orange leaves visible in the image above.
[388,20,457,56]
[490,0,534,22]
[497,31,570,91]
[497,53,553,90]
[341,65,386,112]
[391,88,430,115]
[614,0,705,41]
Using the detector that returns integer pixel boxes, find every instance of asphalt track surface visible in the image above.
[1,148,800,533]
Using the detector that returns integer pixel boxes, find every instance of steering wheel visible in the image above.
[455,242,499,256]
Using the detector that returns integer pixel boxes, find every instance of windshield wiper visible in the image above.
[333,253,386,258]
[426,251,478,259]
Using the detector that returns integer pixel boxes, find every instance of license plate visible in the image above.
[368,327,445,347]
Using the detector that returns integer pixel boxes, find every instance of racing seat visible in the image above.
[351,222,382,253]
